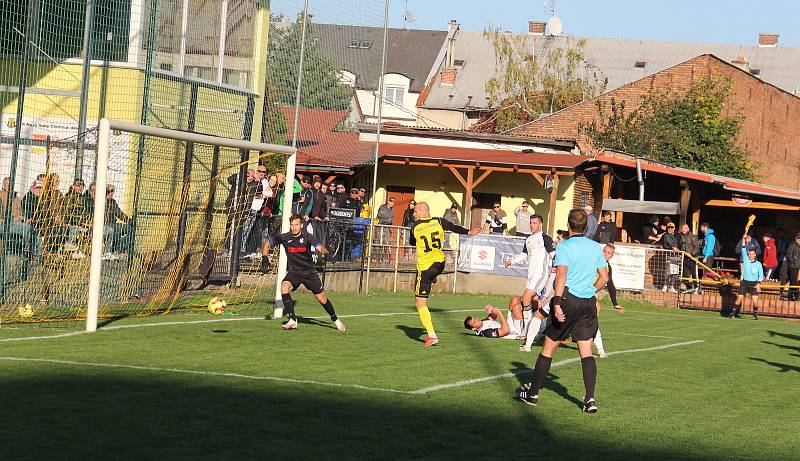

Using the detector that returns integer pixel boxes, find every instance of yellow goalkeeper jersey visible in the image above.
[410,217,469,271]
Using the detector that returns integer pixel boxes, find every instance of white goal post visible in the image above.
[87,118,297,332]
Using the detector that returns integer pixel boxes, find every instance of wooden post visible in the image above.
[464,168,474,228]
[691,187,701,234]
[679,180,691,227]
[547,174,560,235]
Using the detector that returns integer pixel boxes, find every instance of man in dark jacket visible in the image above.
[593,210,617,244]
[661,222,680,293]
[786,233,800,301]
[679,224,701,293]
[735,233,762,259]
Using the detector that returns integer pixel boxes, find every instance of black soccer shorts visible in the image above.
[415,261,445,298]
[544,290,598,342]
[284,271,324,295]
[739,280,759,296]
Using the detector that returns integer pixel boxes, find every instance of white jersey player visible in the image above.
[464,302,525,339]
[504,214,556,351]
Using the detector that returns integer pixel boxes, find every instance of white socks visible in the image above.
[524,316,544,349]
[594,328,605,351]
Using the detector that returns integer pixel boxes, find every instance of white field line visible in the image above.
[0,356,411,394]
[0,309,480,341]
[0,331,86,343]
[612,332,686,340]
[410,339,706,395]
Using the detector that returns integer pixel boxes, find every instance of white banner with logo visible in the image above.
[456,234,527,277]
[607,244,646,291]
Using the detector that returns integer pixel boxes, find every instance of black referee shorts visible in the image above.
[739,280,759,296]
[415,261,445,298]
[284,271,324,295]
[544,289,598,342]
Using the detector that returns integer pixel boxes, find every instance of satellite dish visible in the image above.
[547,15,563,36]
[404,10,416,23]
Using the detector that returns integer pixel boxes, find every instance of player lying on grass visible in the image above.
[261,213,346,332]
[464,300,525,339]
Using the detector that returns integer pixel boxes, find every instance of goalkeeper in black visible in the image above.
[262,214,345,332]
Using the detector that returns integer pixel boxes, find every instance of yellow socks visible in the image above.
[418,305,436,338]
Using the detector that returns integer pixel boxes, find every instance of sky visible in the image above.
[387,0,800,47]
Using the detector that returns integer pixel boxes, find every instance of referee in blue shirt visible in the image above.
[516,208,609,413]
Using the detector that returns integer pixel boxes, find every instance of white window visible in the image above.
[384,86,404,106]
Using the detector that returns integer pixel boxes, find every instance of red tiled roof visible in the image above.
[594,155,715,184]
[280,106,373,168]
[591,155,800,201]
[378,143,585,169]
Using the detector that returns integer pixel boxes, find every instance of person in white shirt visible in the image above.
[464,301,524,339]
[504,214,556,351]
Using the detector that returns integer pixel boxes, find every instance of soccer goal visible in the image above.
[0,118,296,330]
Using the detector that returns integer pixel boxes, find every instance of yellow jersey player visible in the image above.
[409,202,479,346]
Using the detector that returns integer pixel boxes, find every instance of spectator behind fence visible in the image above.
[21,179,43,254]
[514,201,532,237]
[661,222,680,293]
[0,176,31,254]
[63,178,91,253]
[321,182,334,212]
[735,233,762,259]
[343,188,363,216]
[786,233,800,302]
[700,222,717,274]
[679,224,701,294]
[642,215,660,245]
[89,183,131,260]
[35,173,67,255]
[240,167,267,258]
[293,176,313,217]
[334,183,348,208]
[593,210,617,244]
[762,233,778,281]
[584,205,598,238]
[376,198,395,225]
[442,203,459,226]
[484,201,507,235]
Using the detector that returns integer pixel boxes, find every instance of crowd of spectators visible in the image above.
[0,174,131,261]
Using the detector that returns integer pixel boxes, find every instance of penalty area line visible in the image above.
[410,339,706,395]
[0,356,411,395]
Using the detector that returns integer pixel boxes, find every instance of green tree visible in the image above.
[267,15,352,111]
[477,27,606,133]
[581,77,756,181]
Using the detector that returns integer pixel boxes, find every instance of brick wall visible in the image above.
[509,54,800,189]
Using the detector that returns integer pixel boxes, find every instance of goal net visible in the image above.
[0,119,296,328]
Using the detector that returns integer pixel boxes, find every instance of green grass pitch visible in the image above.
[0,291,798,460]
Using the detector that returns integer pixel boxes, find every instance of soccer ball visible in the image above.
[208,297,227,315]
[18,304,34,318]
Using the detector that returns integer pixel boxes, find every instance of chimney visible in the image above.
[447,20,459,34]
[731,55,749,71]
[440,67,457,86]
[528,20,546,36]
[759,33,779,47]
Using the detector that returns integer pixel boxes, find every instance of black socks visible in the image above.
[321,299,338,321]
[581,356,597,401]
[281,292,296,321]
[528,354,553,395]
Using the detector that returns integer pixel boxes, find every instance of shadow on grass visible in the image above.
[749,357,800,373]
[767,330,800,342]
[395,324,425,342]
[297,317,336,329]
[0,371,735,460]
[510,361,583,408]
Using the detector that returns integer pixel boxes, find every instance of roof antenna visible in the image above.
[544,0,563,36]
[403,0,416,31]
